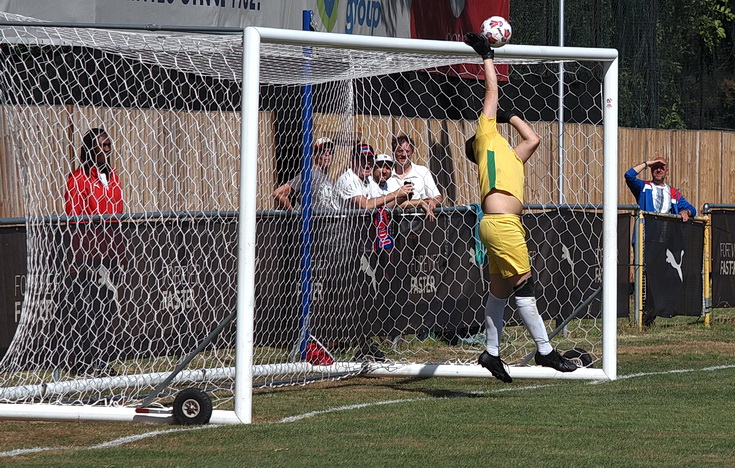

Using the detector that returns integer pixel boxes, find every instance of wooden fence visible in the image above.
[1,105,733,219]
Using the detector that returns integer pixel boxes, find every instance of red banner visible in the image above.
[410,0,511,80]
[410,0,510,42]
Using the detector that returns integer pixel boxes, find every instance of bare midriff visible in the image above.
[482,189,523,215]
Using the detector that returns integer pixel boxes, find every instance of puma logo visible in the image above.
[666,249,684,282]
[97,265,120,307]
[360,254,378,293]
[561,244,576,280]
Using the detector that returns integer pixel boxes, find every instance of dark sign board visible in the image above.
[710,210,735,308]
[643,214,704,317]
[0,209,631,364]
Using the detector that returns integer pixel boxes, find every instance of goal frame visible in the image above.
[239,25,620,384]
[0,24,619,425]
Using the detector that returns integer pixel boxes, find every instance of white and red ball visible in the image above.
[481,16,512,48]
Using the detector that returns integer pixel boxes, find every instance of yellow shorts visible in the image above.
[479,214,530,278]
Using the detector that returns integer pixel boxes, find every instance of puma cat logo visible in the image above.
[561,244,576,280]
[360,254,378,293]
[666,249,684,282]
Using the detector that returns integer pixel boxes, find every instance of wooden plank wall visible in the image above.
[722,132,735,204]
[0,106,17,218]
[618,127,735,212]
[1,105,733,219]
[0,106,276,217]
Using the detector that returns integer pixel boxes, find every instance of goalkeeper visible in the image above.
[464,32,577,383]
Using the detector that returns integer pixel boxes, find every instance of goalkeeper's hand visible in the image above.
[464,32,494,60]
[497,109,517,124]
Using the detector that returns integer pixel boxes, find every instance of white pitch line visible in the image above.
[0,425,215,458]
[0,447,54,458]
[278,383,553,423]
[2,364,734,458]
[280,398,420,423]
[89,425,212,449]
[614,363,735,381]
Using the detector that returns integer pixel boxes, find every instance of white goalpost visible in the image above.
[0,13,618,425]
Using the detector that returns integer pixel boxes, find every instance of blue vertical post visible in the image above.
[297,10,315,360]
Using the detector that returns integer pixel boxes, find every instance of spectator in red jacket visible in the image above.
[65,128,124,216]
[62,128,123,377]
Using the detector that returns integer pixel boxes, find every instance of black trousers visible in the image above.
[62,262,119,373]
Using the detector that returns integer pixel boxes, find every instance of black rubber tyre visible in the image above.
[172,388,213,425]
[563,348,593,368]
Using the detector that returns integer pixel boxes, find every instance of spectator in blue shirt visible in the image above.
[624,157,697,328]
[624,157,696,221]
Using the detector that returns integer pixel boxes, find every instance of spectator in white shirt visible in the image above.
[391,134,443,217]
[366,153,415,209]
[272,137,339,211]
[334,143,375,208]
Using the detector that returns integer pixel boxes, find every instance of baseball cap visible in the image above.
[314,137,334,151]
[374,153,394,165]
[352,142,375,160]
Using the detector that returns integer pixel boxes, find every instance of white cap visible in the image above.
[374,153,394,165]
[314,137,334,149]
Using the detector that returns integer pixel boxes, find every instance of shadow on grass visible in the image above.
[372,376,486,399]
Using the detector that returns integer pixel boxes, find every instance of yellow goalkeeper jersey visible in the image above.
[473,113,525,204]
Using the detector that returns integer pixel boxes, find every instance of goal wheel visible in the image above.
[172,388,213,425]
[563,348,593,368]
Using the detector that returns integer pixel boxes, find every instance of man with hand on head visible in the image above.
[624,157,697,328]
[624,157,696,222]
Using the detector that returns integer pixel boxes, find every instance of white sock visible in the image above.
[515,296,553,355]
[484,291,507,356]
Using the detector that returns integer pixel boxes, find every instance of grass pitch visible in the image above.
[2,310,735,467]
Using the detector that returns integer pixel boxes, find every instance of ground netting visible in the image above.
[0,12,609,410]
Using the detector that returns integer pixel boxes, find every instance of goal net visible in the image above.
[0,13,618,424]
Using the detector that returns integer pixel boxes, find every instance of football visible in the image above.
[481,16,512,48]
